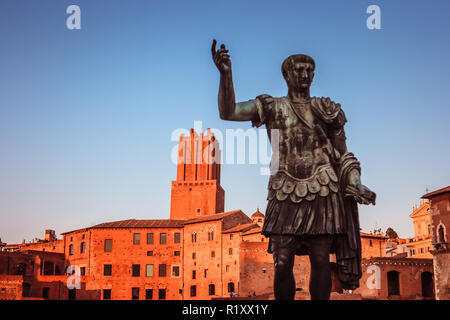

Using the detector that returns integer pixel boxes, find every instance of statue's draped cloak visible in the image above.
[252,95,362,290]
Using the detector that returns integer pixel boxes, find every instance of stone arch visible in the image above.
[437,223,447,243]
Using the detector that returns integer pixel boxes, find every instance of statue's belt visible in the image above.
[267,165,339,203]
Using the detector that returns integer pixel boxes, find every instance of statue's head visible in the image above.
[282,54,315,91]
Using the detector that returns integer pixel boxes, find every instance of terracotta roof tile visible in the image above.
[242,226,263,236]
[62,219,185,234]
[183,210,243,225]
[222,223,258,234]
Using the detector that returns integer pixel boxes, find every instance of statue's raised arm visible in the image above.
[211,39,259,122]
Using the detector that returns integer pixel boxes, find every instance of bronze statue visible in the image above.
[211,40,376,300]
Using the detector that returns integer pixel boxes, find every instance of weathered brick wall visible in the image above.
[221,231,242,297]
[239,241,311,297]
[19,240,64,253]
[356,257,434,299]
[0,275,23,299]
[428,193,450,300]
[183,220,234,299]
[170,180,225,220]
[433,252,450,300]
[361,236,386,259]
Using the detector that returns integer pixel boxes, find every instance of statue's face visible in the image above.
[285,62,314,91]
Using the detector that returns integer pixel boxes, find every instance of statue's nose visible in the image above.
[301,69,308,78]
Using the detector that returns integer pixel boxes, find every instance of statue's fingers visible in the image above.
[219,52,230,59]
[211,39,217,57]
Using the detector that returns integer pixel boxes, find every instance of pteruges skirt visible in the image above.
[262,191,347,255]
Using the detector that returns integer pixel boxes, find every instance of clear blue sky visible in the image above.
[1,0,449,243]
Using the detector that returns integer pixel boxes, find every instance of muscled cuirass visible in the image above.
[262,97,342,203]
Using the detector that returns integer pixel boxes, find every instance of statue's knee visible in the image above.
[309,253,330,269]
[274,252,293,275]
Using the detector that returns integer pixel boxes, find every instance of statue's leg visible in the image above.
[273,247,296,300]
[308,235,333,300]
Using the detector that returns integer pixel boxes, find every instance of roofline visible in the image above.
[61,211,245,235]
[183,210,243,225]
[422,185,450,199]
[360,232,389,239]
[61,220,185,235]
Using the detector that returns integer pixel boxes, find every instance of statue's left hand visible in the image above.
[345,184,376,205]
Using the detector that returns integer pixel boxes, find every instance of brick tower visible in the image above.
[170,128,225,220]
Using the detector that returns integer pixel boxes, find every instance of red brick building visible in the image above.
[0,129,437,300]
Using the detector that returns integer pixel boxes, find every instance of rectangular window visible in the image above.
[192,270,196,279]
[158,289,166,300]
[133,233,140,245]
[104,239,112,252]
[80,267,86,276]
[132,287,139,300]
[192,252,196,259]
[172,266,180,277]
[204,269,208,278]
[147,250,153,256]
[211,251,215,258]
[147,233,154,244]
[159,264,167,277]
[174,232,181,243]
[190,285,197,297]
[132,264,140,277]
[209,284,215,296]
[103,289,111,300]
[229,248,233,255]
[174,251,180,256]
[160,233,167,245]
[145,289,153,300]
[146,264,154,277]
[69,244,74,255]
[104,264,112,276]
[226,265,230,272]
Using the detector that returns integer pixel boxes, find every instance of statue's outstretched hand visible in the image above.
[345,184,376,205]
[212,39,231,74]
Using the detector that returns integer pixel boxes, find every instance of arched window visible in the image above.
[80,242,86,254]
[69,244,74,255]
[208,230,214,241]
[191,232,197,243]
[208,284,215,296]
[438,225,446,243]
[227,282,235,293]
